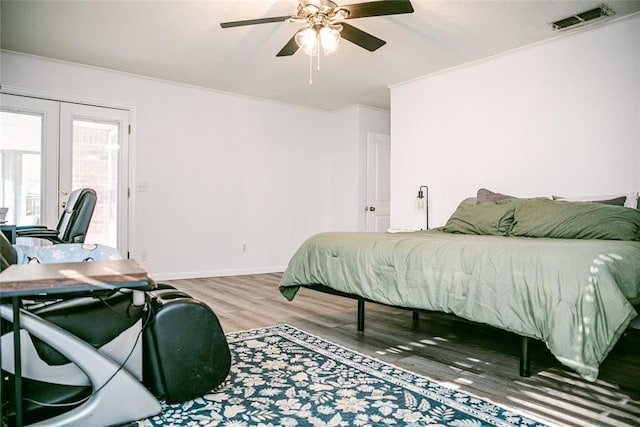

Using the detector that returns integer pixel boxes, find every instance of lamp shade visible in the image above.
[319,26,340,54]
[295,27,318,55]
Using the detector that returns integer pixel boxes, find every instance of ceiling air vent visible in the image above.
[551,4,615,31]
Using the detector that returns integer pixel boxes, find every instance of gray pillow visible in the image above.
[552,193,638,208]
[552,195,626,206]
[477,188,514,204]
[593,196,627,206]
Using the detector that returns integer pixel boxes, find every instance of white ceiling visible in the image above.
[2,1,639,110]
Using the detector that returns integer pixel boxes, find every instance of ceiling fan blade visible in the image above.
[220,15,291,28]
[340,23,386,52]
[276,35,300,57]
[341,0,414,19]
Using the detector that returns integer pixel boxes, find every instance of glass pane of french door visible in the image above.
[60,103,129,252]
[0,111,42,225]
[72,120,120,246]
[0,94,59,228]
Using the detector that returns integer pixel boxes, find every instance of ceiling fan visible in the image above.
[220,0,414,57]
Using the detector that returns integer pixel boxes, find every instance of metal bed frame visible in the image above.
[305,283,539,377]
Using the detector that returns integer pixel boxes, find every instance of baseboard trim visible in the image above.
[149,266,287,282]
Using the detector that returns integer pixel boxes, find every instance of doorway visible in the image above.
[0,93,131,253]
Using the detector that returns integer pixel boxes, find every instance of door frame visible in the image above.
[1,86,137,257]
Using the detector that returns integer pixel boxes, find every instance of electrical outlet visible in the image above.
[241,243,248,253]
[136,181,149,192]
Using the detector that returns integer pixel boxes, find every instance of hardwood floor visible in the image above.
[165,273,640,427]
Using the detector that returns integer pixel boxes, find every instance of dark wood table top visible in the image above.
[0,259,153,298]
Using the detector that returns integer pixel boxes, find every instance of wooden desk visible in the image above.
[0,259,152,297]
[0,259,157,426]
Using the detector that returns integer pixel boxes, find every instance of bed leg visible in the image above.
[412,310,419,327]
[357,299,365,331]
[520,336,531,377]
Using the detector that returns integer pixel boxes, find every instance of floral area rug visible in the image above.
[142,324,550,426]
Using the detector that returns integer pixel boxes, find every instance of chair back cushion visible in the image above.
[0,230,17,270]
[56,188,97,243]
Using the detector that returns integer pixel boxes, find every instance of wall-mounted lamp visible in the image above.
[416,185,429,230]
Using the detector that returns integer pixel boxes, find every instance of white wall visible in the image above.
[390,15,640,229]
[1,51,343,279]
[328,105,390,231]
[328,106,360,230]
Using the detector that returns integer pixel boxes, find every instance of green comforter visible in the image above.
[279,230,640,380]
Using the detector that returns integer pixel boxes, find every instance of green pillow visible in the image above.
[510,199,640,240]
[444,199,516,236]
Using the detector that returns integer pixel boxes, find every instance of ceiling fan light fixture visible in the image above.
[303,3,320,15]
[295,24,341,56]
[295,26,319,55]
[319,26,341,54]
[333,7,349,20]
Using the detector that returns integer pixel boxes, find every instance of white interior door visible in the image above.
[60,103,130,252]
[365,132,390,232]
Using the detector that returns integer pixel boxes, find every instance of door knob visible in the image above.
[61,201,67,208]
[61,189,69,196]
[369,206,376,212]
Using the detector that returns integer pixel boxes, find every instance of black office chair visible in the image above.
[0,230,17,271]
[16,188,97,244]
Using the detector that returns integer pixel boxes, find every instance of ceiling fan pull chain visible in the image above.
[309,51,313,85]
[316,32,321,72]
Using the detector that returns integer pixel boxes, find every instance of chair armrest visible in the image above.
[16,228,58,237]
[15,228,63,244]
[16,225,48,232]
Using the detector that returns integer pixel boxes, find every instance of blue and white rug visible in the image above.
[142,324,550,426]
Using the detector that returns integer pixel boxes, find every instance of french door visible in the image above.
[0,93,130,254]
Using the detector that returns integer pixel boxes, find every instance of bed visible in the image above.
[279,195,640,381]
